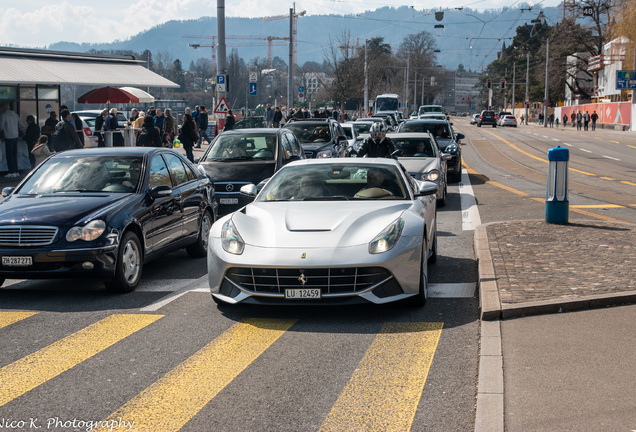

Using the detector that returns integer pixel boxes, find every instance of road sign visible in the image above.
[216,74,226,93]
[298,86,305,93]
[249,82,257,96]
[249,72,257,82]
[582,6,594,16]
[298,92,304,99]
[214,97,229,114]
[616,70,636,90]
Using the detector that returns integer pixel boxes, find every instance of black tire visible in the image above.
[428,228,438,264]
[407,241,429,307]
[0,278,4,287]
[104,232,142,293]
[477,123,481,127]
[437,181,446,207]
[449,170,462,183]
[493,124,497,128]
[186,210,213,258]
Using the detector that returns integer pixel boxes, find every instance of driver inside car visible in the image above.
[122,160,142,191]
[354,168,400,198]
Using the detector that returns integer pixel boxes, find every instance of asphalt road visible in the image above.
[1,120,634,431]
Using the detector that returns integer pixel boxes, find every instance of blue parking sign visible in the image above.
[250,82,257,96]
[217,75,225,85]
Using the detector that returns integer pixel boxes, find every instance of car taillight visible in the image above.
[84,127,92,136]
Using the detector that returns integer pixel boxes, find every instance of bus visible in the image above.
[374,94,401,113]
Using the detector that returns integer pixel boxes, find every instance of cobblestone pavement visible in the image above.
[486,219,636,306]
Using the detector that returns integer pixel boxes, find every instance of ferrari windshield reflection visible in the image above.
[257,163,409,201]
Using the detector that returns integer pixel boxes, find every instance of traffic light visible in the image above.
[501,79,506,89]
[487,79,491,89]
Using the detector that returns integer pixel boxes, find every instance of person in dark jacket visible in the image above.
[54,109,84,151]
[273,107,283,128]
[71,113,85,146]
[136,115,162,148]
[94,109,108,147]
[106,108,123,146]
[24,115,40,169]
[195,107,208,148]
[180,113,199,162]
[223,110,236,131]
[357,122,396,158]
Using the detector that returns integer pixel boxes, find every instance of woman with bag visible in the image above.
[179,113,198,162]
[136,115,162,147]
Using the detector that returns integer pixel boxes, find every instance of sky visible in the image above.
[0,0,563,48]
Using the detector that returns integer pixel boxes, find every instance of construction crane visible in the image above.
[184,34,289,67]
[263,3,305,69]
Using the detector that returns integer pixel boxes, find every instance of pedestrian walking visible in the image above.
[195,106,208,148]
[576,111,582,131]
[179,113,198,162]
[555,117,559,128]
[136,115,162,148]
[94,109,108,147]
[562,114,568,128]
[53,109,84,151]
[153,108,165,135]
[71,113,85,146]
[273,107,283,128]
[548,113,554,128]
[264,103,274,128]
[583,111,590,131]
[591,111,598,131]
[105,108,123,146]
[571,113,576,128]
[163,108,177,143]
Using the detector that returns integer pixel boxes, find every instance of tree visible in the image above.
[609,0,636,67]
[322,31,363,110]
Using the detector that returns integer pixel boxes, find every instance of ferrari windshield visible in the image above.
[205,133,276,161]
[18,156,143,194]
[258,163,409,201]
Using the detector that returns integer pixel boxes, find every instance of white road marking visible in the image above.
[602,155,621,161]
[580,148,592,153]
[460,168,482,231]
[563,142,572,146]
[428,283,476,298]
[552,138,560,141]
[140,276,209,311]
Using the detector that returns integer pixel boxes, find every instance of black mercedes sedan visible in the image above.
[0,148,217,293]
[197,128,305,216]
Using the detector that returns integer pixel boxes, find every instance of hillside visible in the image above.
[48,5,562,71]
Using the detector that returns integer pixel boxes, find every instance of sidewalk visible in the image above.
[474,219,636,431]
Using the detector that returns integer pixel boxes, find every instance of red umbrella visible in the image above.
[77,86,140,104]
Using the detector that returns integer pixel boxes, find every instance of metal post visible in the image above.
[363,40,368,116]
[543,39,550,128]
[525,53,529,125]
[288,8,293,110]
[216,0,226,96]
[405,58,409,113]
[413,72,417,114]
[512,62,516,115]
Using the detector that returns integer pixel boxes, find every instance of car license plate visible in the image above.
[285,288,321,299]
[2,256,33,266]
[220,198,239,205]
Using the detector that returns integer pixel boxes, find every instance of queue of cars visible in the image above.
[0,108,467,308]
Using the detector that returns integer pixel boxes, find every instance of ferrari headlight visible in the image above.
[369,218,404,254]
[221,219,245,255]
[424,170,440,182]
[66,220,106,242]
[316,150,333,158]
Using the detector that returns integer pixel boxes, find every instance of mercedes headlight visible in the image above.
[369,218,404,254]
[66,220,106,242]
[221,219,245,255]
[316,150,333,158]
[445,143,458,153]
[423,169,440,182]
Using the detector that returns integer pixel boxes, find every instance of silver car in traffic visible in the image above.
[207,158,439,306]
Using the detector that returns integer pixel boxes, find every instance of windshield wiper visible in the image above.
[302,196,349,201]
[51,189,104,193]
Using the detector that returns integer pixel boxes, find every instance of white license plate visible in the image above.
[285,288,321,299]
[220,198,239,205]
[2,256,33,266]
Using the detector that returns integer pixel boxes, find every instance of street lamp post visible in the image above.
[543,39,550,128]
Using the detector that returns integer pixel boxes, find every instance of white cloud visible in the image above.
[0,0,563,48]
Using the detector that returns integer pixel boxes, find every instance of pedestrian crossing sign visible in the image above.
[214,97,229,114]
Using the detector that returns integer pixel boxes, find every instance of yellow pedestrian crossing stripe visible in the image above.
[0,315,444,431]
[0,314,162,407]
[0,311,37,329]
[93,318,296,432]
[320,322,444,432]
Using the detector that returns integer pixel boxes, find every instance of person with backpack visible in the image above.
[136,115,162,147]
[52,109,83,152]
[179,113,199,162]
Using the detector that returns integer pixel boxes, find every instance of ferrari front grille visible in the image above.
[225,267,393,294]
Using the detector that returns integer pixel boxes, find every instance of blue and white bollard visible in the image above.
[545,146,569,224]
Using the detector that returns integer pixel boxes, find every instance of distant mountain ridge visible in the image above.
[47,5,562,70]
